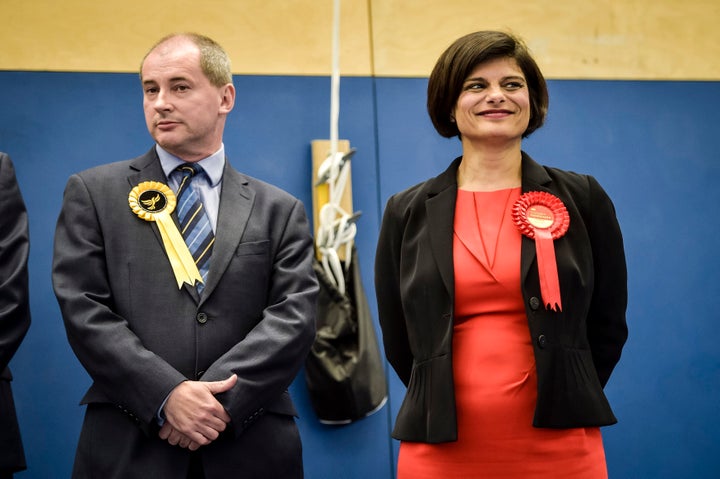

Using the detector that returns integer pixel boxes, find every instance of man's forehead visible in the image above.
[146,41,198,65]
[142,43,200,81]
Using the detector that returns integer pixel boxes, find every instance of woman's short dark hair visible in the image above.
[427,31,549,139]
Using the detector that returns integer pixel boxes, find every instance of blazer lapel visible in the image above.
[199,162,253,302]
[426,158,461,297]
[520,153,554,283]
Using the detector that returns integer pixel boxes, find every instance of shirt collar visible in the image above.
[156,144,225,187]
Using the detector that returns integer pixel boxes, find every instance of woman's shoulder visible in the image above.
[543,164,610,201]
[533,162,618,228]
[387,178,431,206]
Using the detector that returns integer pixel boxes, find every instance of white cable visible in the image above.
[315,0,359,294]
[329,0,340,158]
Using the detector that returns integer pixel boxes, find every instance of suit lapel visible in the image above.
[199,162,253,302]
[125,148,201,302]
[127,149,166,185]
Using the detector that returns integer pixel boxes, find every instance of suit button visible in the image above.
[196,312,208,324]
[529,297,541,310]
[537,334,547,348]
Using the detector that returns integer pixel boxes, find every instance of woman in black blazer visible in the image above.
[374,31,627,478]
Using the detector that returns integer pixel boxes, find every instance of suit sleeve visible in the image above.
[585,175,628,387]
[52,174,186,427]
[203,198,318,433]
[375,195,413,386]
[0,154,31,373]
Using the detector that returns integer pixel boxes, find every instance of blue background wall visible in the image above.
[1,72,718,478]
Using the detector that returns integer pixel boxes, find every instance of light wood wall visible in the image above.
[1,0,718,79]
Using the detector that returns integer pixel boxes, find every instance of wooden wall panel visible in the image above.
[0,0,372,75]
[1,0,718,79]
[370,0,720,80]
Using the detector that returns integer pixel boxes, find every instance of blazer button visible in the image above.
[537,334,547,348]
[529,297,541,310]
[196,312,208,324]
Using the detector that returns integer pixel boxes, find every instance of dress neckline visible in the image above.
[457,186,521,194]
[454,187,521,273]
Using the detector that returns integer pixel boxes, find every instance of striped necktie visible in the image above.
[174,163,214,292]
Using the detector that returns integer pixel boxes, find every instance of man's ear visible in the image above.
[219,83,235,114]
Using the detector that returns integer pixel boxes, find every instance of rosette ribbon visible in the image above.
[128,181,203,289]
[512,191,570,312]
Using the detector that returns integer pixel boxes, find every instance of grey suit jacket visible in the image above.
[0,152,30,473]
[52,148,318,478]
[375,153,628,443]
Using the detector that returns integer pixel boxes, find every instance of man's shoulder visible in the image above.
[78,159,133,178]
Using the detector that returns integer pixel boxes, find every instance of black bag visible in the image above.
[305,247,388,424]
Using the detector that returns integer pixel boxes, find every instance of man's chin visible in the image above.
[154,136,182,151]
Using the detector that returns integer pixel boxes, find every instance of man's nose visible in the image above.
[154,90,172,110]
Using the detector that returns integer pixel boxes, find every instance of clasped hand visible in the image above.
[158,374,237,450]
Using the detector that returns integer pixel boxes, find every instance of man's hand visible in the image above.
[159,374,237,448]
[158,423,201,450]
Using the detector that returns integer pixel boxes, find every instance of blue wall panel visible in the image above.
[1,71,719,478]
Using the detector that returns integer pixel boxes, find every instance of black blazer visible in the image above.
[0,153,30,473]
[375,153,628,443]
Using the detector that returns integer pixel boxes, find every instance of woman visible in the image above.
[374,31,628,478]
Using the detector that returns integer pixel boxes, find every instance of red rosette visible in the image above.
[512,191,570,312]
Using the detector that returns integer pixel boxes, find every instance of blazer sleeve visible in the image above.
[375,194,413,386]
[585,175,628,387]
[0,154,31,373]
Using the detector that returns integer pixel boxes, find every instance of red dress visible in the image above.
[397,187,607,479]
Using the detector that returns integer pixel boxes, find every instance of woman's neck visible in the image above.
[457,142,522,191]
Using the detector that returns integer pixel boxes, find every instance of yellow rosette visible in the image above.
[128,181,203,289]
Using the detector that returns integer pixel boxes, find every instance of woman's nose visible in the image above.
[486,85,505,103]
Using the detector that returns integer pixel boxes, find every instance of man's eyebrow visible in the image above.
[142,76,191,86]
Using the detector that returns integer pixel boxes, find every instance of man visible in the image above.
[52,33,318,478]
[0,152,30,479]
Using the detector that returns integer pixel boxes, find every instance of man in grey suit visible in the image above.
[0,152,30,479]
[52,33,318,478]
